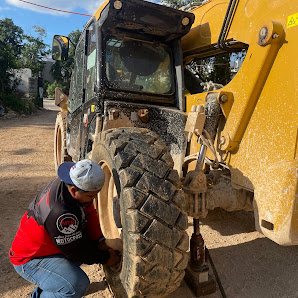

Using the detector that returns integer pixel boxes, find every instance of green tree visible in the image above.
[22,26,50,77]
[50,29,82,92]
[0,19,50,113]
[46,81,68,98]
[209,53,232,85]
[0,18,24,95]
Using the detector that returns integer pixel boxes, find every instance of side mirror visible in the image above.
[52,35,69,61]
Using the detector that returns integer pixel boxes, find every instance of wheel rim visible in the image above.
[96,161,123,255]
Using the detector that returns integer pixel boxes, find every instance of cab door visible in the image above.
[80,21,100,158]
[67,33,86,161]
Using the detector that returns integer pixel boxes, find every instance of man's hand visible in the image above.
[105,249,121,267]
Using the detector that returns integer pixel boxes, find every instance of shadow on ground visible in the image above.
[205,237,298,297]
[86,281,109,295]
[201,208,256,236]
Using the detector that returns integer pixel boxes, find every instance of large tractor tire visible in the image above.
[54,111,72,171]
[91,128,189,298]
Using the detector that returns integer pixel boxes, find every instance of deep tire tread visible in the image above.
[93,128,188,297]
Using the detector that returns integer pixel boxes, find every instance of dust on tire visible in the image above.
[92,127,189,298]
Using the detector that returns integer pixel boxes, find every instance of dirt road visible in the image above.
[0,101,297,297]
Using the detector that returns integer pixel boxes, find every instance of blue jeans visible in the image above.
[13,255,90,297]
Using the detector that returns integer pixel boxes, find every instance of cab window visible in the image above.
[85,24,97,102]
[105,37,173,95]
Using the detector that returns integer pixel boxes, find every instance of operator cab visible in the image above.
[51,0,194,161]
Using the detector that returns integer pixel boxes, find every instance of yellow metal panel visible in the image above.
[220,21,285,152]
[184,0,298,244]
[253,162,298,245]
[182,1,229,55]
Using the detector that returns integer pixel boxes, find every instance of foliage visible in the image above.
[22,26,50,77]
[51,29,82,91]
[205,53,232,85]
[2,93,36,114]
[43,80,50,97]
[0,18,23,56]
[46,81,69,98]
[0,18,24,95]
[188,51,247,86]
[187,58,211,82]
[31,94,43,107]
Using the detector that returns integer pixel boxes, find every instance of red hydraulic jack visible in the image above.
[183,144,217,296]
[184,217,217,296]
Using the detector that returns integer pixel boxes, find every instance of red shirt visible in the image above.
[9,178,108,265]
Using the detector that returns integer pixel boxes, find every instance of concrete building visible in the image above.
[12,58,54,97]
[13,68,32,97]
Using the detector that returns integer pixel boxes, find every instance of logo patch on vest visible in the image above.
[57,213,79,234]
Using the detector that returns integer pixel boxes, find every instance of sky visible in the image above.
[0,0,159,47]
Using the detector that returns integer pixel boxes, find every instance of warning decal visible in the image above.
[287,13,298,28]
